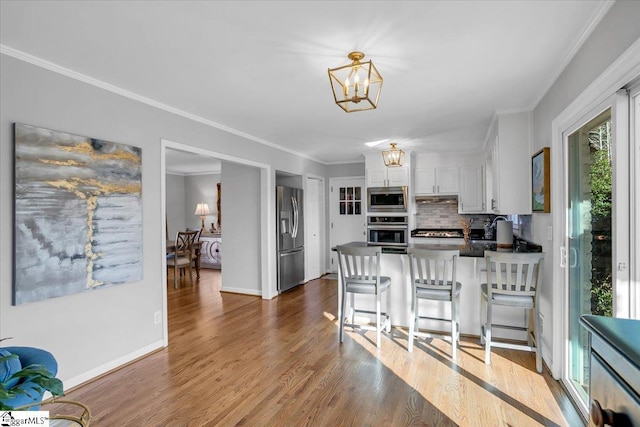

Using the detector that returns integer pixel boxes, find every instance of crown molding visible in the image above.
[528,0,615,111]
[0,44,328,165]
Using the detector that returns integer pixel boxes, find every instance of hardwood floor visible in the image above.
[58,269,584,426]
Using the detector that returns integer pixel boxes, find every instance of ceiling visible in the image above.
[0,1,611,165]
[165,148,221,175]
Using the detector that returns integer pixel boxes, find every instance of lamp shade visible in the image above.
[328,51,383,113]
[382,143,405,167]
[194,202,211,216]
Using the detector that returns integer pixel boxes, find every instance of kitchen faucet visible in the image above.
[491,215,509,228]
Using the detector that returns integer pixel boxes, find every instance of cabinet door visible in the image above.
[491,138,500,211]
[386,166,409,187]
[367,169,387,187]
[365,153,387,187]
[459,166,484,213]
[436,167,459,194]
[414,168,436,194]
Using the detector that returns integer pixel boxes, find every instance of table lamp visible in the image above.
[194,202,211,230]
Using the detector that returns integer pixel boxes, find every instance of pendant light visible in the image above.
[328,51,383,113]
[382,143,405,167]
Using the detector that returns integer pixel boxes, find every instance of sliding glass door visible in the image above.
[563,91,631,409]
[566,110,613,402]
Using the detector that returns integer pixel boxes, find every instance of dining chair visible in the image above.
[186,228,202,278]
[167,230,198,289]
[480,250,545,373]
[335,245,391,348]
[407,248,461,358]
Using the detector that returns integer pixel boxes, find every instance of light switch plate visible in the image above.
[547,225,553,241]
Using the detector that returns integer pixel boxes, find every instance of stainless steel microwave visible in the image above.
[367,186,407,212]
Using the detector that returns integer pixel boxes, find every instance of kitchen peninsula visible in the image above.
[335,239,542,339]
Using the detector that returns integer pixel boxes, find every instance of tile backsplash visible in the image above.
[414,202,492,229]
[414,203,534,241]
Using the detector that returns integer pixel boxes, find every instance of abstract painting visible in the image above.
[14,123,142,305]
[531,147,550,213]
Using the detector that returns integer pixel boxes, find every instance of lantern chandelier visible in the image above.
[382,143,405,167]
[328,51,383,113]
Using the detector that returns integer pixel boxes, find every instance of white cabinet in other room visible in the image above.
[200,234,221,269]
[365,153,409,187]
[459,166,484,213]
[485,112,531,214]
[414,167,459,195]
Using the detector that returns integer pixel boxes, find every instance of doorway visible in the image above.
[160,139,276,346]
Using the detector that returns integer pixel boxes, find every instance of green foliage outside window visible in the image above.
[588,121,612,317]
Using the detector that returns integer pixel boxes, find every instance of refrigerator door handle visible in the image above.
[291,196,298,239]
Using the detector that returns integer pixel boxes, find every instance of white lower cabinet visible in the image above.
[200,234,221,269]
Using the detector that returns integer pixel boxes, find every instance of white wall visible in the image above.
[220,162,261,295]
[166,173,186,238]
[0,53,326,389]
[184,173,220,231]
[166,172,220,237]
[531,1,640,371]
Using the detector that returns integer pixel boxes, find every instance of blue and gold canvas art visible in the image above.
[14,123,143,305]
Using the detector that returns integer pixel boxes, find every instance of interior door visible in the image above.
[305,176,322,281]
[329,177,366,273]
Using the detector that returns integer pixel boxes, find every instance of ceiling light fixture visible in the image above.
[382,143,405,167]
[328,51,383,113]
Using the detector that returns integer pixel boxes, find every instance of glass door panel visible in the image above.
[566,110,613,403]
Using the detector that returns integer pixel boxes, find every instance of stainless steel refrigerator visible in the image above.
[277,186,304,293]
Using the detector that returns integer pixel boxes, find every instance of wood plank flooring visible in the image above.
[58,269,584,426]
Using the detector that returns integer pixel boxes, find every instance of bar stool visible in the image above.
[480,250,545,373]
[335,245,391,348]
[407,248,461,358]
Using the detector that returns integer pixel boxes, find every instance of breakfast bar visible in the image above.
[334,239,542,339]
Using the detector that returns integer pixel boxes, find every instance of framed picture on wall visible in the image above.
[532,147,550,212]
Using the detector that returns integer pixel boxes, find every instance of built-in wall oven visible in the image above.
[367,186,407,212]
[367,216,409,248]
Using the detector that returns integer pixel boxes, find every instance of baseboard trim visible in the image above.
[62,340,165,391]
[220,286,262,297]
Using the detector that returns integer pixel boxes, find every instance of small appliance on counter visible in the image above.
[496,220,514,248]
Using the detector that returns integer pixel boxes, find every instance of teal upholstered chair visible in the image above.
[0,346,59,410]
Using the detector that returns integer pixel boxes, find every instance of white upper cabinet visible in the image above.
[484,112,532,214]
[414,167,459,195]
[459,165,484,213]
[365,152,409,187]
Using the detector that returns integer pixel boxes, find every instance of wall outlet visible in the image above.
[538,313,544,335]
[154,311,161,325]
